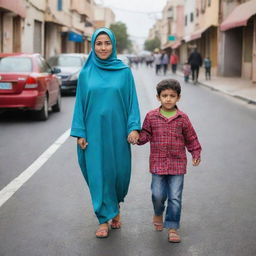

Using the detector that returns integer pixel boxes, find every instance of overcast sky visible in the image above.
[94,0,168,48]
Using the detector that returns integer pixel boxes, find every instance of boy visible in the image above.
[137,79,202,243]
[183,62,191,82]
[204,57,211,80]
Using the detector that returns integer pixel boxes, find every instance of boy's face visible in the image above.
[157,89,180,111]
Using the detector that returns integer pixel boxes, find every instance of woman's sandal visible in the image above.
[95,225,109,238]
[168,229,181,243]
[110,216,121,229]
[153,216,163,231]
[110,219,121,229]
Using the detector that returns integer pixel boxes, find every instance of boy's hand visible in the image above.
[192,158,201,166]
[77,138,88,150]
[127,130,139,144]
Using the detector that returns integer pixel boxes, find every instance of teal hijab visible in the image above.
[84,27,128,71]
[71,27,141,224]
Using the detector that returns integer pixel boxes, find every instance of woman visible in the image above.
[70,28,141,238]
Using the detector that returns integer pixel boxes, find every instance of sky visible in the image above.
[94,0,168,49]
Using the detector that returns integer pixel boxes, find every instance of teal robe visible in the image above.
[70,28,141,224]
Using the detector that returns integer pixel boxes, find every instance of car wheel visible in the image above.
[37,95,48,121]
[52,91,61,112]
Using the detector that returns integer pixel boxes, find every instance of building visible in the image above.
[219,0,256,81]
[0,0,27,53]
[93,3,115,29]
[186,0,219,74]
[0,0,96,58]
[162,0,184,54]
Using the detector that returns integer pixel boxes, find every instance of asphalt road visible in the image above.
[0,66,256,256]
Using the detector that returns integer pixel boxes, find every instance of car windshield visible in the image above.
[49,56,83,67]
[0,57,32,72]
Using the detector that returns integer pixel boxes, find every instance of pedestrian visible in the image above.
[204,56,211,80]
[71,27,141,239]
[161,50,169,75]
[154,48,162,75]
[188,48,202,84]
[170,51,178,74]
[183,61,191,82]
[137,79,202,243]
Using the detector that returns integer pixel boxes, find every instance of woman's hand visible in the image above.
[127,131,139,145]
[77,138,88,150]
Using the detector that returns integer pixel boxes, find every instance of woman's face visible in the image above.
[95,34,113,60]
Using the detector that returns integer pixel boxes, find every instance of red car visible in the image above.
[0,53,61,120]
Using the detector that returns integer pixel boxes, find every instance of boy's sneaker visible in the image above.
[168,229,181,243]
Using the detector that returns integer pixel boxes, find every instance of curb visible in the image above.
[176,71,256,105]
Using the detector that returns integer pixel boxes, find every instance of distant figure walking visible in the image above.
[204,57,211,80]
[188,48,202,84]
[170,51,179,74]
[161,51,169,75]
[154,48,162,75]
[183,61,191,82]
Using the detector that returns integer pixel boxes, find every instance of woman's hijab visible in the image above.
[83,27,128,70]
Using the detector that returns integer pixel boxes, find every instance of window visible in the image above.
[201,0,206,13]
[0,57,32,72]
[190,12,194,22]
[167,7,173,19]
[185,15,187,26]
[57,0,62,11]
[196,8,199,17]
[38,57,52,73]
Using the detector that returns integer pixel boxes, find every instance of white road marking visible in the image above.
[0,128,71,208]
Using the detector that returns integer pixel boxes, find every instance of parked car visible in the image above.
[0,53,61,121]
[47,53,88,95]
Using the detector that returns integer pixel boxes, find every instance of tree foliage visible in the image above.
[110,22,130,53]
[144,37,161,52]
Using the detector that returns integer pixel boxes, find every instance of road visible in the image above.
[0,66,256,256]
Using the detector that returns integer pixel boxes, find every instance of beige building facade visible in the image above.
[94,4,115,29]
[0,0,115,59]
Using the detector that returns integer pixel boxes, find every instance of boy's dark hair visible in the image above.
[156,79,181,96]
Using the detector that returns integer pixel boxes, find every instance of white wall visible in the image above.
[22,4,45,54]
[184,0,196,40]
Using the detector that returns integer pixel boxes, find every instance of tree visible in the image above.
[144,37,161,52]
[110,22,130,53]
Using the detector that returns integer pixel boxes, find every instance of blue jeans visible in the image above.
[151,174,184,229]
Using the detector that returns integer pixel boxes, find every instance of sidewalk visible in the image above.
[177,71,256,104]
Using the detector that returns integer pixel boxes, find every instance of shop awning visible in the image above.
[68,31,84,43]
[191,25,213,40]
[0,0,26,18]
[183,35,192,42]
[220,0,256,31]
[171,41,181,49]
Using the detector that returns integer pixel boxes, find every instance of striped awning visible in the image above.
[220,0,256,31]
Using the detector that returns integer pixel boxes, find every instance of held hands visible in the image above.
[192,158,201,166]
[77,138,88,150]
[127,130,139,145]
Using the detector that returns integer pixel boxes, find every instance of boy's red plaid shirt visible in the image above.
[138,108,202,175]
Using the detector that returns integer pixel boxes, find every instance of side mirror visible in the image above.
[52,67,61,74]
